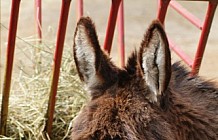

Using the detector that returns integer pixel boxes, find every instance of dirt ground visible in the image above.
[1,0,218,84]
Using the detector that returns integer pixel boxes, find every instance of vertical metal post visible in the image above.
[103,0,121,54]
[191,1,217,75]
[45,0,72,136]
[157,0,171,24]
[0,0,21,135]
[34,0,42,74]
[77,0,83,21]
[35,0,42,43]
[117,0,125,67]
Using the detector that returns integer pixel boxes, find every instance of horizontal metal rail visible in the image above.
[170,0,203,29]
[168,37,193,67]
[157,0,217,75]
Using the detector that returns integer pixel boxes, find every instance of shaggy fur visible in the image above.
[71,17,218,140]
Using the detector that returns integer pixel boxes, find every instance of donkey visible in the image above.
[71,17,218,140]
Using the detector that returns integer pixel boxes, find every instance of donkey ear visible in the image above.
[139,20,171,103]
[73,17,118,92]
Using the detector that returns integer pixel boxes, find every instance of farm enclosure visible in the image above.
[1,0,218,139]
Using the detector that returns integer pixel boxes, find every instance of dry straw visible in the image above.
[0,36,88,139]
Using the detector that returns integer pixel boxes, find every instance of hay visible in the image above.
[0,40,88,139]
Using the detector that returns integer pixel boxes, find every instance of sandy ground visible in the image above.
[1,0,218,85]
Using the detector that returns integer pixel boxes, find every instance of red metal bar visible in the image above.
[157,0,171,24]
[117,0,125,67]
[0,0,21,135]
[158,0,217,75]
[103,0,121,54]
[170,0,203,30]
[45,0,72,136]
[191,1,217,75]
[168,37,193,67]
[77,0,83,21]
[34,0,42,74]
[35,0,42,43]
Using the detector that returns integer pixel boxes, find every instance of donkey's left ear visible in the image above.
[73,17,118,92]
[139,20,171,103]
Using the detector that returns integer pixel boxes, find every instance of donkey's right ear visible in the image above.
[139,20,171,103]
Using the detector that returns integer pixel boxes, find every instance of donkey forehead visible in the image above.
[116,69,146,90]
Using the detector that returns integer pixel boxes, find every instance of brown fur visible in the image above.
[71,17,218,140]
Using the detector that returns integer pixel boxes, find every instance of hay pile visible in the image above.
[0,41,89,139]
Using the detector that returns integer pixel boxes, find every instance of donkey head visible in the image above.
[73,17,171,103]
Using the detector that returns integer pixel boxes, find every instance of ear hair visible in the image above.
[73,17,119,95]
[125,50,139,75]
[73,17,101,83]
[139,20,171,103]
